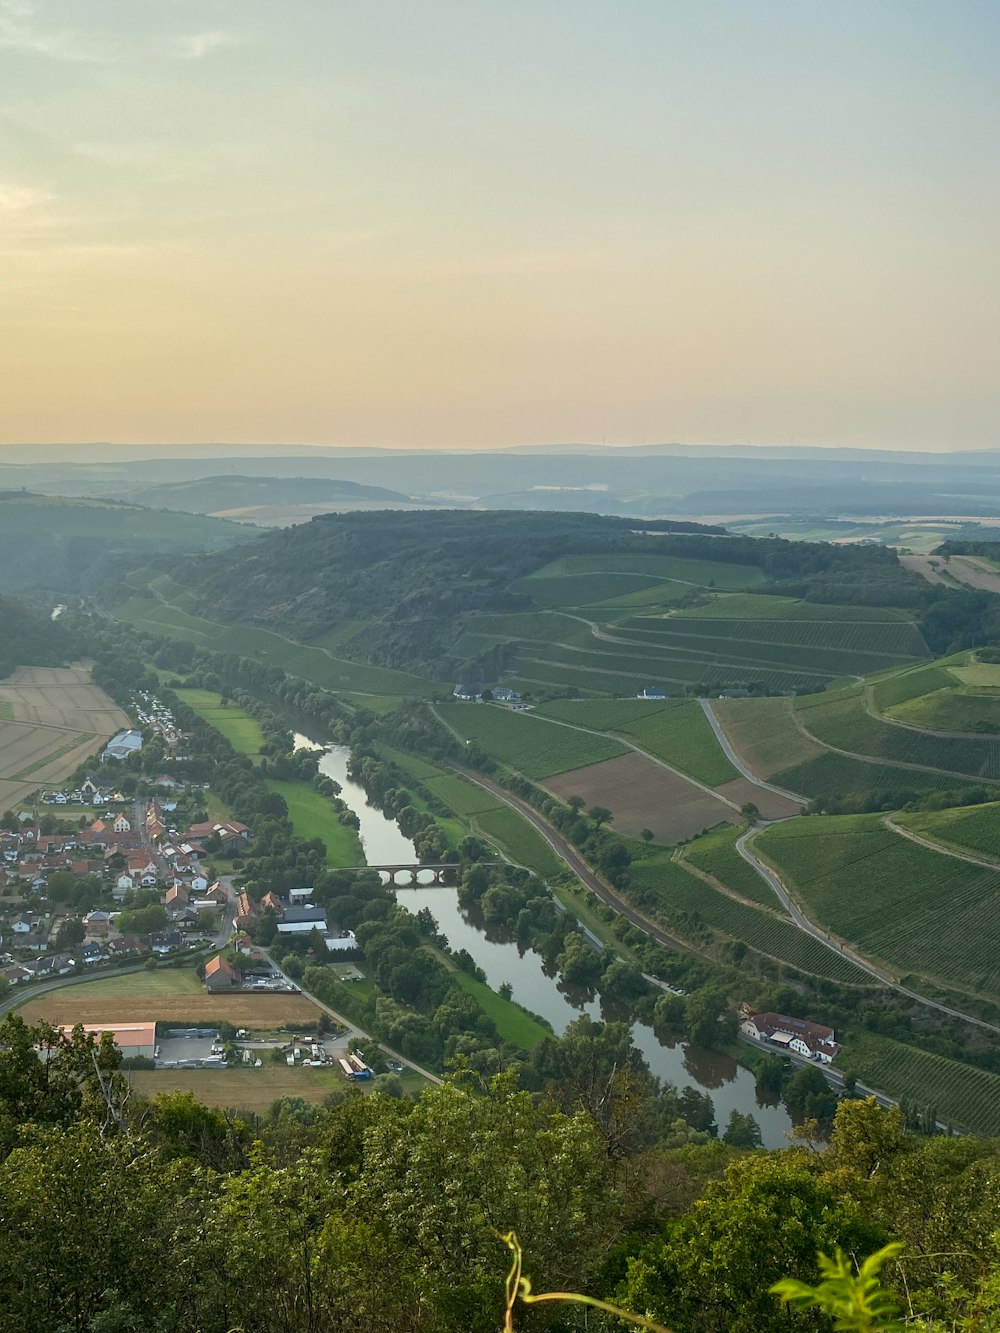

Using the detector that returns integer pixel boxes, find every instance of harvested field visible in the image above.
[714,778,802,819]
[543,751,735,844]
[127,1066,344,1113]
[18,991,321,1028]
[0,664,129,807]
[0,665,128,732]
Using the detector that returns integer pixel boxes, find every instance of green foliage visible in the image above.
[771,1244,906,1333]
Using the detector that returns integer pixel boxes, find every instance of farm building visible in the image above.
[637,687,668,700]
[740,1007,840,1063]
[204,954,240,992]
[276,906,328,935]
[491,687,522,702]
[60,1023,157,1058]
[452,682,484,701]
[102,729,144,761]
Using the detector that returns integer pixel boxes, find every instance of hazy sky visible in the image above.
[2,1,999,451]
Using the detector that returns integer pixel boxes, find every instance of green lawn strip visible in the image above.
[472,806,566,881]
[265,779,365,867]
[174,689,265,755]
[841,1031,1000,1136]
[449,971,551,1049]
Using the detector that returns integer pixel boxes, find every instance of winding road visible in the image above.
[698,699,807,805]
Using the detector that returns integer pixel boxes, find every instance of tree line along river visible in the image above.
[300,736,792,1148]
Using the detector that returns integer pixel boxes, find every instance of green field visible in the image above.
[114,595,440,697]
[450,971,551,1050]
[754,814,1000,1000]
[174,689,265,755]
[265,779,365,866]
[626,847,872,984]
[842,1031,1000,1136]
[37,969,204,1000]
[536,698,738,786]
[513,552,766,596]
[772,751,990,804]
[436,704,626,779]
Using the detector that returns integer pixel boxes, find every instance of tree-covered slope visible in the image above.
[0,594,74,678]
[0,493,253,595]
[163,510,929,675]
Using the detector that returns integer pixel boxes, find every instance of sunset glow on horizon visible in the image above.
[2,1,999,451]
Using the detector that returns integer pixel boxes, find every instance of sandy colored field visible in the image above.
[127,1066,344,1112]
[18,991,321,1028]
[712,696,823,780]
[544,751,735,844]
[0,664,129,806]
[902,554,1000,594]
[714,777,802,819]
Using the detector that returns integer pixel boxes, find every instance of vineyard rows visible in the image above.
[843,1033,1000,1136]
[625,615,927,659]
[756,816,1000,1000]
[772,751,988,803]
[627,853,871,983]
[796,688,1000,778]
[436,703,626,778]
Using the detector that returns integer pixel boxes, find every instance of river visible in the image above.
[300,736,793,1146]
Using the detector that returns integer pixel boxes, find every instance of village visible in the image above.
[0,682,375,1098]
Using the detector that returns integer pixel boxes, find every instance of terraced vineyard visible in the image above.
[435,704,627,779]
[627,849,873,983]
[678,594,918,623]
[536,697,739,786]
[771,751,990,804]
[898,802,1000,860]
[796,686,1000,779]
[843,1032,1000,1136]
[755,815,1000,1001]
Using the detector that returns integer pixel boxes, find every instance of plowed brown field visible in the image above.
[544,751,736,844]
[18,992,320,1027]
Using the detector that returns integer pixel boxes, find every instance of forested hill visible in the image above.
[154,509,946,674]
[0,595,73,679]
[0,493,253,596]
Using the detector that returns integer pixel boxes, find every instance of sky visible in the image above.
[1,1,999,451]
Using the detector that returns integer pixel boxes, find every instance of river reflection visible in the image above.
[295,737,793,1148]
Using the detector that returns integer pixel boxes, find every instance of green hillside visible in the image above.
[0,594,75,679]
[0,493,252,594]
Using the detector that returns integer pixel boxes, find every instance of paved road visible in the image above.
[698,699,807,805]
[885,815,1000,871]
[736,824,1000,1037]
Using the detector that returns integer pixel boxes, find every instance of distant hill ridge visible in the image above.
[130,474,419,514]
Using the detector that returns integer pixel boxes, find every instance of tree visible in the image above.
[618,1155,884,1333]
[255,905,278,945]
[54,918,85,949]
[588,806,613,827]
[567,795,585,813]
[640,827,654,842]
[723,1109,763,1149]
[115,904,167,936]
[784,1064,838,1125]
[684,985,737,1049]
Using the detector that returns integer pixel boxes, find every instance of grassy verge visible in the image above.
[449,971,551,1049]
[174,689,265,755]
[265,779,365,867]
